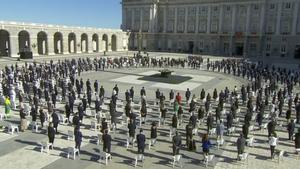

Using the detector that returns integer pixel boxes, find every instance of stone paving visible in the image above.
[0,52,299,169]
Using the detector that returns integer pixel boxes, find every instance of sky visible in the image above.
[0,0,122,29]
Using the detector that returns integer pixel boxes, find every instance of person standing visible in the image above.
[287,119,295,140]
[20,108,27,132]
[269,132,278,159]
[74,126,83,152]
[48,123,55,149]
[172,131,182,156]
[295,128,300,149]
[102,129,112,154]
[128,119,136,145]
[150,122,157,147]
[236,133,246,160]
[39,108,45,128]
[202,134,212,156]
[5,96,11,118]
[136,129,146,154]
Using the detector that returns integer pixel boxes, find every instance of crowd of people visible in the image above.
[0,53,299,166]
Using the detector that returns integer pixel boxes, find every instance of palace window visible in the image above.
[285,2,291,9]
[266,43,271,51]
[270,4,275,10]
[281,44,286,53]
[254,4,259,10]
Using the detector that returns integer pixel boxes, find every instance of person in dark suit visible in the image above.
[102,129,111,153]
[65,102,71,123]
[39,108,45,128]
[48,123,55,149]
[74,126,83,151]
[51,112,59,134]
[172,131,182,156]
[236,133,246,160]
[128,119,136,144]
[295,128,300,149]
[150,122,157,146]
[206,113,213,133]
[172,114,178,129]
[101,118,108,133]
[136,129,146,154]
[242,123,249,139]
[287,119,295,140]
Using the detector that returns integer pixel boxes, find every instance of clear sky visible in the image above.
[0,0,122,29]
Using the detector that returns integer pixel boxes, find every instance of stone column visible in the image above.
[184,7,188,33]
[276,2,282,35]
[122,7,127,30]
[195,6,200,33]
[292,1,299,35]
[76,34,81,54]
[207,5,211,34]
[245,4,251,34]
[153,3,158,33]
[63,35,69,55]
[230,5,237,57]
[140,8,143,31]
[9,35,19,58]
[231,5,237,33]
[88,35,93,53]
[131,8,135,31]
[47,36,55,55]
[149,6,153,32]
[107,36,112,52]
[218,5,224,34]
[30,36,39,56]
[260,3,266,34]
[163,7,167,33]
[174,7,178,33]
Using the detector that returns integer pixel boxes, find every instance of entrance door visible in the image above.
[188,41,194,54]
[236,43,244,56]
[295,45,300,59]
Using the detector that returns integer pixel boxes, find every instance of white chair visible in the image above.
[135,154,144,167]
[262,123,268,131]
[91,111,97,119]
[228,127,236,135]
[277,150,284,163]
[246,137,254,147]
[67,147,80,160]
[0,113,7,121]
[67,130,74,141]
[170,127,176,139]
[233,118,240,124]
[99,151,111,165]
[58,113,66,124]
[8,124,19,135]
[31,121,39,133]
[148,138,156,150]
[192,128,198,135]
[172,154,182,168]
[249,125,254,133]
[126,136,136,149]
[91,121,100,131]
[209,128,216,135]
[204,154,214,167]
[295,149,300,159]
[216,138,224,149]
[97,133,102,145]
[238,152,249,165]
[40,141,52,154]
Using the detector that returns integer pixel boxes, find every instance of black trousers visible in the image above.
[270,146,275,158]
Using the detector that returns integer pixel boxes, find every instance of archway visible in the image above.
[18,30,30,53]
[37,31,48,55]
[102,34,108,52]
[92,34,99,52]
[81,33,88,53]
[68,33,76,53]
[54,32,63,54]
[0,30,10,57]
[111,34,117,51]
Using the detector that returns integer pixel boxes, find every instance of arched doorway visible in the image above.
[37,31,48,55]
[92,34,99,52]
[18,30,30,53]
[54,32,63,54]
[0,30,10,57]
[68,33,76,53]
[81,33,88,53]
[102,34,108,52]
[111,34,117,51]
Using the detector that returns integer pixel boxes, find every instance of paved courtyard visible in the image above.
[0,52,299,169]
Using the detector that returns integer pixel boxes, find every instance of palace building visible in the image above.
[121,0,300,59]
[0,21,128,57]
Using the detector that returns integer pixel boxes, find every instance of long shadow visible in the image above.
[14,139,40,146]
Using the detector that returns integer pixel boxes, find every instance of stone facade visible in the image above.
[122,0,300,59]
[0,21,129,57]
